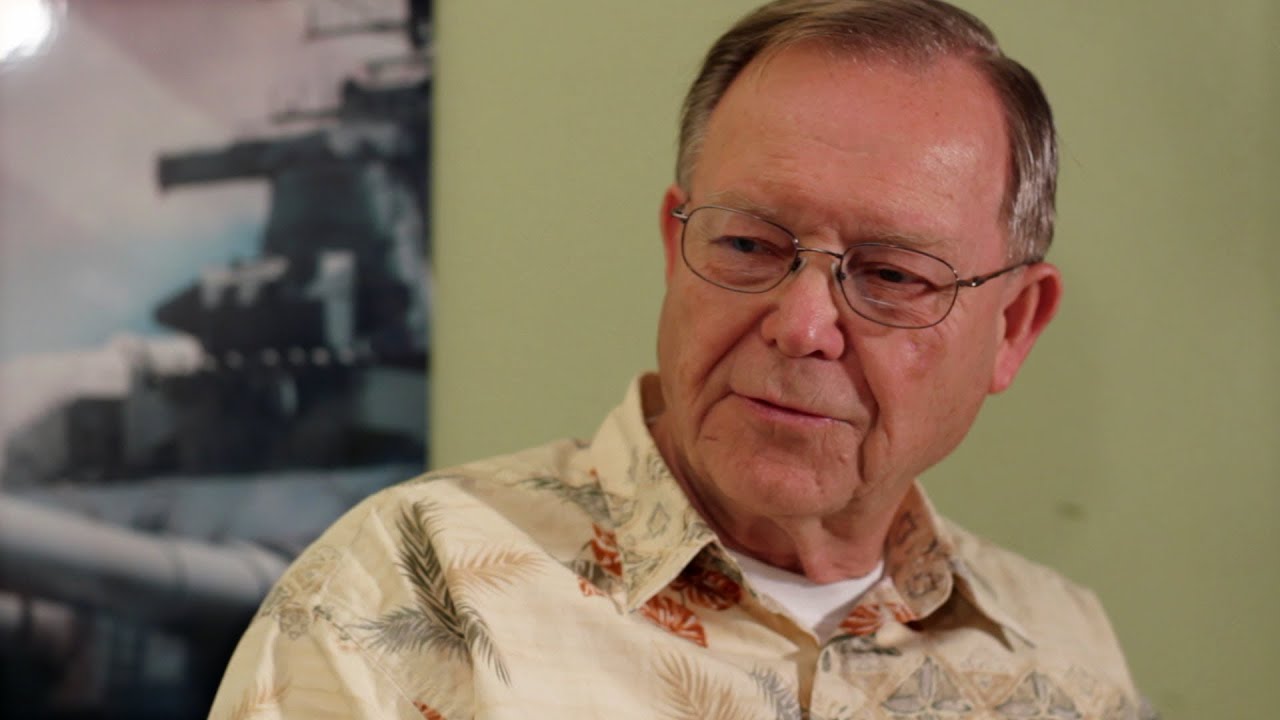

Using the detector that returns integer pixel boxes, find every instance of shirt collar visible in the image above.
[587,373,1034,644]
[884,484,1035,646]
[587,374,717,611]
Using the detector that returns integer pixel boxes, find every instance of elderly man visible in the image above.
[209,1,1147,718]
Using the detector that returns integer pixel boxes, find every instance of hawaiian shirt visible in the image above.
[208,374,1148,720]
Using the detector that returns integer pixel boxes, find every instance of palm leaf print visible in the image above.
[750,667,803,720]
[520,475,629,524]
[656,652,759,720]
[359,606,461,657]
[361,502,511,685]
[448,547,543,595]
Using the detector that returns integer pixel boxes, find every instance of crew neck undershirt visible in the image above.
[726,548,885,640]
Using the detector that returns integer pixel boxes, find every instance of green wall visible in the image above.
[434,3,1279,717]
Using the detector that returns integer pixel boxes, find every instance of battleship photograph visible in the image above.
[0,1,433,717]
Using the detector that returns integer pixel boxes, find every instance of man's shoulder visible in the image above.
[403,437,618,523]
[339,437,611,541]
[260,437,605,611]
[942,515,1093,594]
[940,515,1138,692]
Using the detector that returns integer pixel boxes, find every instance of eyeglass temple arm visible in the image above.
[956,259,1040,288]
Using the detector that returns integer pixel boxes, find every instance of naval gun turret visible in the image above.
[156,75,431,362]
[134,69,433,476]
[2,72,433,486]
[0,3,433,718]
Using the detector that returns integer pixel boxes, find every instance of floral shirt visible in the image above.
[209,375,1148,720]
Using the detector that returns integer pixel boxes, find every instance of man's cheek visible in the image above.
[898,330,947,381]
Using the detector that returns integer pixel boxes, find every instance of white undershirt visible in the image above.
[726,548,885,640]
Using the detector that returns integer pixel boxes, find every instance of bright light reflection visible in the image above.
[0,0,58,65]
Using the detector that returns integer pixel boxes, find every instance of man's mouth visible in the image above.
[739,394,837,424]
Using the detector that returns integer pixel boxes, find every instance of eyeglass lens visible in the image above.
[680,206,958,329]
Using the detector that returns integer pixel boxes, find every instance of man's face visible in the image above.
[652,45,1056,532]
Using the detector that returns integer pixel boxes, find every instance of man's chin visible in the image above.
[705,455,861,521]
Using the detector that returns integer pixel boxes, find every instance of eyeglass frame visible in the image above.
[671,204,1041,330]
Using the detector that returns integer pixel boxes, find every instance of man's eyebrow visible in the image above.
[697,191,952,251]
[856,228,948,251]
[701,191,779,219]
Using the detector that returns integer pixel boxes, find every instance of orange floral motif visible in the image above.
[838,602,916,637]
[888,602,917,624]
[641,594,707,647]
[839,603,885,636]
[413,701,445,720]
[578,576,606,599]
[590,524,623,577]
[674,565,742,611]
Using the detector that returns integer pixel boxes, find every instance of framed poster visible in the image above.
[0,1,432,717]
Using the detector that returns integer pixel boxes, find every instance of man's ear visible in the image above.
[660,184,689,281]
[990,262,1063,393]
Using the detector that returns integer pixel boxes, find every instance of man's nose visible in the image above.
[759,255,847,360]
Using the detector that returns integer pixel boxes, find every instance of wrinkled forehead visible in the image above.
[753,30,960,72]
[694,44,1013,257]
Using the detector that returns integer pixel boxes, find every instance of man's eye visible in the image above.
[873,267,913,284]
[858,264,924,284]
[724,236,762,254]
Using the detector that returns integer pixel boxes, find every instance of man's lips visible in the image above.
[737,393,841,424]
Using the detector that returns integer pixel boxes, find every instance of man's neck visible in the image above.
[642,377,909,584]
[673,466,905,584]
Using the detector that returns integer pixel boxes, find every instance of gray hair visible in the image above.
[677,0,1058,261]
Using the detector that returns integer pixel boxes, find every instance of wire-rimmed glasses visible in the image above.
[672,204,1038,329]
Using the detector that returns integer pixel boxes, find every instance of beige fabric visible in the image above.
[209,375,1144,720]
